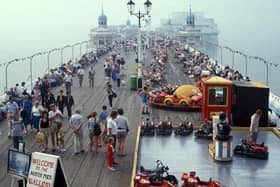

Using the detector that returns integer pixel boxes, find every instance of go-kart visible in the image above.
[141,118,155,136]
[174,121,193,136]
[181,171,224,187]
[134,160,178,187]
[157,121,173,136]
[194,129,213,139]
[150,91,168,104]
[233,139,269,159]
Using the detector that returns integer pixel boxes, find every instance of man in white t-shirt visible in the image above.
[249,109,262,143]
[77,67,85,87]
[64,72,73,94]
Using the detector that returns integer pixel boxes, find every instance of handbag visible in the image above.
[112,91,117,98]
[93,124,102,136]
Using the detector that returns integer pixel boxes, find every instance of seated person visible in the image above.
[216,112,231,141]
[201,119,213,134]
[142,118,153,128]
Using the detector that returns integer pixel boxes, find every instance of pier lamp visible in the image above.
[224,46,235,69]
[29,52,43,88]
[47,48,60,74]
[60,45,71,65]
[249,56,269,86]
[235,50,248,79]
[71,43,81,61]
[5,58,20,92]
[127,0,152,89]
[80,40,89,56]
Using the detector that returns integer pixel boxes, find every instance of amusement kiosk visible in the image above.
[201,76,233,161]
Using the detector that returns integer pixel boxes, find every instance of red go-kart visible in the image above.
[134,173,177,187]
[181,171,224,187]
[234,139,269,159]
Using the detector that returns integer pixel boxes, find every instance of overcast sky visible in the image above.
[0,0,279,62]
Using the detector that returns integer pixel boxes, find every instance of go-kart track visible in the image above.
[137,131,280,187]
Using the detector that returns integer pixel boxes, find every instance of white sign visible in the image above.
[27,152,59,187]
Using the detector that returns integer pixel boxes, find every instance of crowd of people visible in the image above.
[1,43,134,171]
[143,45,168,87]
[172,42,249,82]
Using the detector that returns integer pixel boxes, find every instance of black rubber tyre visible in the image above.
[165,100,172,105]
[180,101,188,106]
[165,175,178,185]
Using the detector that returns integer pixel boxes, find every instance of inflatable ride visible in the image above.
[149,85,202,110]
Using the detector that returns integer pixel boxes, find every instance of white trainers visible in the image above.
[108,167,116,171]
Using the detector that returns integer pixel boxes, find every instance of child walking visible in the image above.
[107,137,116,171]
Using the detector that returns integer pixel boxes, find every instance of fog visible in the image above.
[0,0,280,93]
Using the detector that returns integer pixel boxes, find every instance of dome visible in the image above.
[186,5,195,25]
[98,6,107,27]
[98,14,107,22]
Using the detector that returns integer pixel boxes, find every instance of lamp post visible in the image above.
[5,58,20,92]
[127,0,152,89]
[224,46,235,69]
[80,40,89,56]
[71,43,81,61]
[249,56,269,85]
[47,48,59,74]
[259,57,269,86]
[61,45,71,65]
[235,50,248,79]
[29,52,43,88]
[203,41,223,66]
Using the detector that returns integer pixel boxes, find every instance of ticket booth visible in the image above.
[201,76,232,122]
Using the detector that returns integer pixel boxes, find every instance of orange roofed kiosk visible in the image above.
[201,76,233,122]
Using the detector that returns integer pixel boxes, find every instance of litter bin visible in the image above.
[130,75,137,90]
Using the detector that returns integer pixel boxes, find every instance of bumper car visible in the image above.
[194,129,212,139]
[141,118,155,136]
[174,121,193,136]
[149,91,168,104]
[181,171,224,187]
[135,160,178,187]
[157,121,173,136]
[233,139,269,159]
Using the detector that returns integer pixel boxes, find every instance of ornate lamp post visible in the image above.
[127,0,152,89]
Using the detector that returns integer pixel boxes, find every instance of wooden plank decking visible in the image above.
[0,48,202,187]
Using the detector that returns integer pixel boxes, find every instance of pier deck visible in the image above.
[0,50,142,187]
